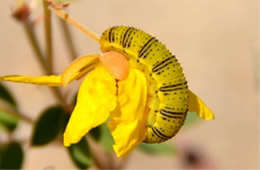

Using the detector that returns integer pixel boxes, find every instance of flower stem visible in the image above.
[58,17,78,61]
[42,1,73,111]
[49,5,100,43]
[43,0,53,74]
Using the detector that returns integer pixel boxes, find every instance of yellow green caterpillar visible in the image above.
[0,4,214,148]
[100,26,188,143]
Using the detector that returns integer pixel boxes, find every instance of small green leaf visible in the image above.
[138,142,176,155]
[95,123,114,152]
[68,138,92,169]
[0,83,17,108]
[54,0,75,4]
[0,109,19,132]
[59,111,70,133]
[0,142,24,169]
[31,106,67,146]
[89,126,102,141]
[183,112,201,128]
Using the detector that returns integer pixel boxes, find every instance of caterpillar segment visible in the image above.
[100,26,188,143]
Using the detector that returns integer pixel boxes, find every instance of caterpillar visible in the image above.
[50,6,188,144]
[100,27,188,143]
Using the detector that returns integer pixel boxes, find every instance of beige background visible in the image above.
[0,0,259,169]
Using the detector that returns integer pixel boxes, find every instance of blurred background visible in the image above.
[0,0,258,169]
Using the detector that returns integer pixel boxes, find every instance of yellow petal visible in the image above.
[0,75,61,86]
[0,55,99,87]
[64,64,117,146]
[108,68,148,157]
[188,90,215,120]
[61,54,99,86]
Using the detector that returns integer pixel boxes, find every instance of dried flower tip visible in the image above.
[12,4,30,22]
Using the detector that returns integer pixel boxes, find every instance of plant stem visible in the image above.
[117,154,131,169]
[58,18,78,61]
[50,5,100,42]
[86,137,108,169]
[23,21,70,111]
[42,1,73,111]
[23,23,46,73]
[50,87,71,111]
[43,0,53,74]
[1,107,33,124]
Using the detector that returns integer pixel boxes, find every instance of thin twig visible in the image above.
[43,0,53,74]
[50,5,100,43]
[49,87,72,111]
[0,107,33,124]
[58,17,78,61]
[117,154,131,169]
[42,1,73,111]
[23,21,71,111]
[23,23,46,73]
[86,137,108,169]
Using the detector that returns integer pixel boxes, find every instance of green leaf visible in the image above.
[89,123,114,152]
[54,0,75,4]
[93,123,114,152]
[31,106,67,146]
[0,109,19,132]
[183,112,201,128]
[89,126,102,141]
[0,83,17,108]
[59,110,70,133]
[0,142,24,169]
[138,142,176,155]
[68,138,92,169]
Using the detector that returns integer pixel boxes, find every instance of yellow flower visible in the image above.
[0,5,215,158]
[0,51,214,157]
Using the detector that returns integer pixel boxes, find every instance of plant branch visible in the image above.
[42,1,73,111]
[0,107,33,124]
[23,21,71,111]
[43,0,53,74]
[50,5,100,42]
[23,23,46,73]
[117,154,131,169]
[58,17,78,61]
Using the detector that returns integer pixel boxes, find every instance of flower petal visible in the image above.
[61,54,99,86]
[188,90,215,120]
[0,55,99,87]
[0,75,61,86]
[99,51,129,81]
[108,68,148,157]
[64,64,117,146]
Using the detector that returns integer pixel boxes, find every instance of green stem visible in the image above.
[43,0,53,74]
[58,18,78,61]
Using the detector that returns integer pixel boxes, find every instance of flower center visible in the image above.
[99,51,129,80]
